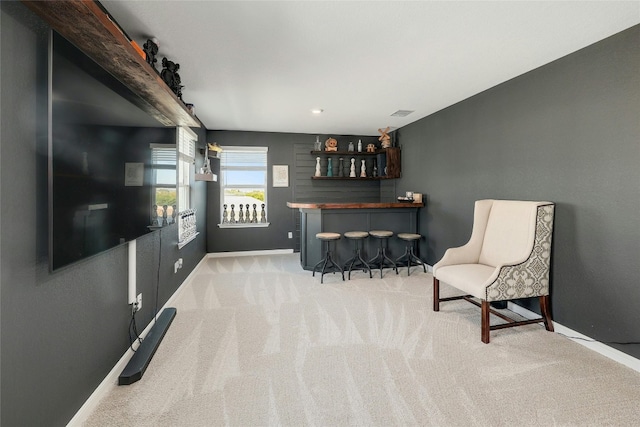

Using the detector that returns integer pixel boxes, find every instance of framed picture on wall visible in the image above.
[272,165,289,187]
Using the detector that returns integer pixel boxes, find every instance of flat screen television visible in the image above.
[50,31,176,271]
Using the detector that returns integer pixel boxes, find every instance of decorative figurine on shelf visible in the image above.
[222,204,229,223]
[151,205,159,226]
[315,157,321,177]
[229,204,236,223]
[366,143,376,153]
[350,158,356,177]
[174,63,183,100]
[357,139,362,152]
[238,204,244,223]
[162,204,168,226]
[252,204,258,223]
[338,158,345,177]
[314,135,322,151]
[378,126,392,148]
[161,57,183,98]
[246,204,251,223]
[325,137,338,151]
[172,205,177,224]
[372,158,378,177]
[327,158,333,177]
[143,38,159,72]
[360,159,367,177]
[260,204,267,223]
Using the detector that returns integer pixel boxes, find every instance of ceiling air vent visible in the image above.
[390,110,414,117]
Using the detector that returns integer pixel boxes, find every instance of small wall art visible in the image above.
[273,165,289,187]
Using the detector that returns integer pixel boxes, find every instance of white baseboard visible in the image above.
[507,302,640,373]
[207,248,294,258]
[67,253,210,427]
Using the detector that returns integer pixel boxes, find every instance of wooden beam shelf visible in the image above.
[22,0,200,128]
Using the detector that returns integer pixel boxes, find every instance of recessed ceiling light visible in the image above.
[311,109,324,114]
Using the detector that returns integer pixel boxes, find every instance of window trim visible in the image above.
[218,146,269,228]
[177,126,199,247]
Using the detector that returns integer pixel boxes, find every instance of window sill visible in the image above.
[178,231,199,249]
[217,223,270,229]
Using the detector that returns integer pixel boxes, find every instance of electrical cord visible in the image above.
[556,332,640,345]
[128,307,143,352]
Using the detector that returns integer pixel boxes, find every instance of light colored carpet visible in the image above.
[83,253,640,426]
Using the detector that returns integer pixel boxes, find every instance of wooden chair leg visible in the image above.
[540,295,554,332]
[433,278,440,311]
[481,300,490,344]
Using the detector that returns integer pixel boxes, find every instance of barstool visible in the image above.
[312,232,345,283]
[343,231,372,279]
[395,233,427,275]
[367,230,398,278]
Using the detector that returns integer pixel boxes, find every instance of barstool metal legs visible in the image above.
[368,237,398,278]
[312,239,344,283]
[395,234,427,275]
[344,239,372,279]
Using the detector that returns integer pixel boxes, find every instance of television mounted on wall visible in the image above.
[49,31,176,271]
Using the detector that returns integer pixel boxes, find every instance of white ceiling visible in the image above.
[102,1,639,136]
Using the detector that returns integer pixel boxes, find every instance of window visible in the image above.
[150,144,176,224]
[177,126,198,247]
[219,146,268,227]
[177,126,196,213]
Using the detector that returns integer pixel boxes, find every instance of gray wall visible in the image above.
[0,2,207,425]
[395,25,640,357]
[206,131,381,253]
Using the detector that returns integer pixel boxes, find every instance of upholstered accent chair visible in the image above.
[432,200,555,343]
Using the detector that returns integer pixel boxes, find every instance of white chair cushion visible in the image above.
[435,264,497,300]
[478,201,538,267]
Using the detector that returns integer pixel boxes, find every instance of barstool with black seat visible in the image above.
[312,232,345,283]
[395,233,427,275]
[367,230,398,278]
[343,231,372,279]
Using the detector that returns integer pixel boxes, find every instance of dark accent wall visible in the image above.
[0,2,207,425]
[396,25,640,358]
[205,131,381,253]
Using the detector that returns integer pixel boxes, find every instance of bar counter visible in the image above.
[287,201,424,271]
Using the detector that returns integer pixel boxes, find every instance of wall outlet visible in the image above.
[288,232,293,239]
[136,293,142,311]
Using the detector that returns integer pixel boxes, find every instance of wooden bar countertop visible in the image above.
[287,202,424,209]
